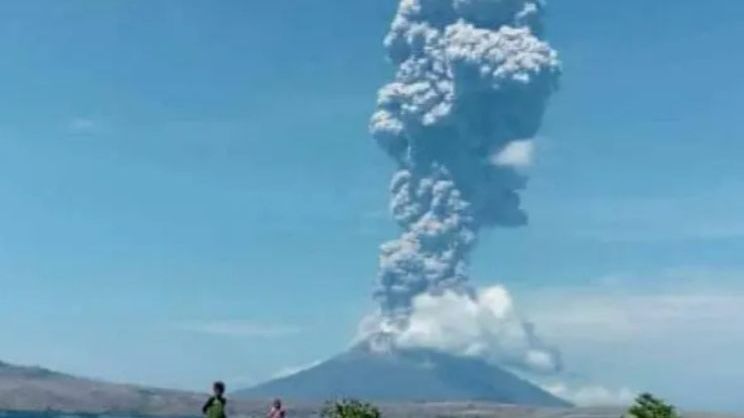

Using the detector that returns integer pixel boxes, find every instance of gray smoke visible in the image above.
[370,0,560,317]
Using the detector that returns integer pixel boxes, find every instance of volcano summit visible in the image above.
[236,341,569,407]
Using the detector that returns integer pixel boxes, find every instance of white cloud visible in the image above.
[523,286,744,343]
[68,117,100,134]
[543,382,636,407]
[372,286,560,374]
[177,320,301,338]
[491,140,535,168]
[513,279,744,411]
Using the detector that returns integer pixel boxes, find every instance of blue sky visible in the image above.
[0,0,743,412]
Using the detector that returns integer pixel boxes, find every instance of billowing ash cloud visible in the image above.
[394,286,561,373]
[359,286,561,374]
[366,0,561,373]
[370,0,559,317]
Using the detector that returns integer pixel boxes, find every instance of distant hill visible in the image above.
[0,360,209,416]
[235,343,570,408]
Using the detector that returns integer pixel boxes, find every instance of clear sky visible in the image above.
[1,0,743,413]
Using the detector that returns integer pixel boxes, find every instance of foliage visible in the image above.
[321,399,381,418]
[627,393,680,418]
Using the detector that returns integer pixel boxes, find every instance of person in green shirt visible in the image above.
[202,381,227,418]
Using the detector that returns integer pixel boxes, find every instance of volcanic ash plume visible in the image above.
[366,0,561,373]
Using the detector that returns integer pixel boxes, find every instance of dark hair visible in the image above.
[213,381,226,394]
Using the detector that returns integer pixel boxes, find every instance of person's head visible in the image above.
[273,399,282,409]
[213,381,226,397]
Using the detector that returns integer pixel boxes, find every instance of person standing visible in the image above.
[267,399,286,418]
[203,382,227,418]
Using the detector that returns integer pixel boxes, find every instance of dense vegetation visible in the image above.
[627,393,680,418]
[321,399,381,418]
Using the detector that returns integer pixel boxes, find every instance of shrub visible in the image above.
[627,393,680,418]
[321,399,381,418]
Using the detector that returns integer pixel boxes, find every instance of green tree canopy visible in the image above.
[321,399,381,418]
[627,393,680,418]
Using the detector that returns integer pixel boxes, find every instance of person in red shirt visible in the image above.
[267,399,286,418]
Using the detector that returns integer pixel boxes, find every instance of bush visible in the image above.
[627,393,680,418]
[321,399,381,418]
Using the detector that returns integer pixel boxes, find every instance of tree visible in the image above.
[627,393,680,418]
[321,399,381,418]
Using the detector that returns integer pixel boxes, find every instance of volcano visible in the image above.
[235,342,570,407]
